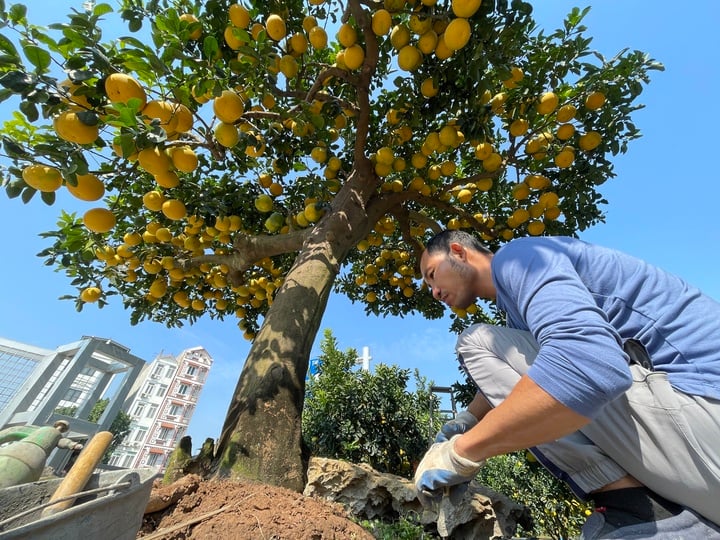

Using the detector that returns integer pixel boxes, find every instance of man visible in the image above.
[414,230,720,538]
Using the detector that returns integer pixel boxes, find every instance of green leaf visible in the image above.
[5,181,24,199]
[0,70,35,92]
[8,3,26,24]
[22,45,51,71]
[19,100,37,122]
[93,3,113,17]
[21,186,36,203]
[41,190,56,205]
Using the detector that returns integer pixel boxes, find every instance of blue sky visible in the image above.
[1,1,718,450]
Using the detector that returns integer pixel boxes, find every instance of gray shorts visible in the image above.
[455,323,720,525]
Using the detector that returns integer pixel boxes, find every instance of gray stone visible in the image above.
[304,457,532,539]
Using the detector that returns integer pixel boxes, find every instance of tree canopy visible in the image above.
[0,0,662,488]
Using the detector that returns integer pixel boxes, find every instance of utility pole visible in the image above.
[355,346,371,371]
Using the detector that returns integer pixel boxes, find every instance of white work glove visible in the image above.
[414,435,484,507]
[435,410,478,443]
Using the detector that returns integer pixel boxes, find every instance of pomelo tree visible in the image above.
[0,0,661,490]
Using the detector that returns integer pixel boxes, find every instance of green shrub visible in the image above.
[302,329,442,478]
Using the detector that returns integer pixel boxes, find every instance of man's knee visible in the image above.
[456,323,499,353]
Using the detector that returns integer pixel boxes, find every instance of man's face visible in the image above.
[420,247,478,309]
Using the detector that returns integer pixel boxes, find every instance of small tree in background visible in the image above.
[54,398,132,462]
[303,329,440,477]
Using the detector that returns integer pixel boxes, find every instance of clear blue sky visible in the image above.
[1,1,718,451]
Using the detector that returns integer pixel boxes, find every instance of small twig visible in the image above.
[141,506,227,540]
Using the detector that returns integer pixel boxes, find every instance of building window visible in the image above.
[177,383,189,396]
[144,383,156,397]
[186,365,197,377]
[152,365,163,378]
[147,405,158,418]
[63,388,82,402]
[156,385,167,397]
[165,365,175,378]
[159,427,173,441]
[133,404,145,417]
[122,455,134,468]
[134,429,147,442]
[146,453,161,466]
[169,403,183,416]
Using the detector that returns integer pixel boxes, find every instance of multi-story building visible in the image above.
[109,346,213,470]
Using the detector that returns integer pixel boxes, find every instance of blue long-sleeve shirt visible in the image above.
[492,236,720,418]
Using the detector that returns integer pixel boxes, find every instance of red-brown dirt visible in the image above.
[138,475,374,540]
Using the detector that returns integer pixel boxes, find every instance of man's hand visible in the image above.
[435,410,478,442]
[414,435,484,507]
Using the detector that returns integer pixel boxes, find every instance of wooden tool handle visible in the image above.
[41,431,114,517]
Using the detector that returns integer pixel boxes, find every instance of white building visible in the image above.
[109,346,212,470]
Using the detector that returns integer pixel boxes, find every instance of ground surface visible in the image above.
[138,475,374,539]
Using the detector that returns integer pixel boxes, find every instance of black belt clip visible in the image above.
[622,338,653,371]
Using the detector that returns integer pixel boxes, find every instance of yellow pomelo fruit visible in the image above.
[173,290,191,308]
[83,207,116,233]
[509,118,529,137]
[443,18,471,51]
[417,30,438,54]
[372,9,392,35]
[142,100,178,133]
[482,152,502,172]
[554,148,575,168]
[302,15,318,32]
[545,206,561,220]
[527,220,545,236]
[434,34,453,60]
[525,174,550,189]
[104,73,146,107]
[224,25,245,49]
[162,199,187,220]
[308,26,327,49]
[265,14,286,41]
[80,286,102,303]
[536,92,559,115]
[149,278,168,298]
[421,77,439,98]
[66,173,104,201]
[154,170,180,188]
[143,190,165,211]
[228,4,250,28]
[304,203,323,223]
[279,54,299,78]
[343,44,365,70]
[289,32,308,54]
[213,90,244,123]
[310,146,328,163]
[337,23,357,47]
[556,104,577,123]
[512,182,530,200]
[254,194,273,213]
[170,145,199,172]
[53,111,99,144]
[376,146,395,165]
[57,79,92,109]
[22,164,63,192]
[264,212,285,232]
[408,14,432,34]
[585,91,606,110]
[452,0,482,18]
[214,122,239,147]
[390,24,411,49]
[173,104,193,132]
[556,123,575,140]
[439,125,458,146]
[123,231,142,246]
[269,182,283,196]
[180,13,202,40]
[578,131,602,151]
[474,142,493,160]
[384,0,405,11]
[138,146,172,175]
[456,188,473,203]
[397,45,422,71]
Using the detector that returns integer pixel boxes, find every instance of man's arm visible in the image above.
[453,374,591,462]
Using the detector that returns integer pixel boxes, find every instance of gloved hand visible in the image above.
[414,435,484,507]
[435,410,478,443]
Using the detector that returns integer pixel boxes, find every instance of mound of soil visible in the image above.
[138,475,373,539]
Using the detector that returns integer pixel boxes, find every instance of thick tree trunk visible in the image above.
[213,183,370,491]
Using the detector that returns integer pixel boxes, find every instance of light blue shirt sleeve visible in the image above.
[492,238,632,417]
[491,237,720,418]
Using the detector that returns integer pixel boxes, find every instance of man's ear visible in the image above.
[449,242,466,261]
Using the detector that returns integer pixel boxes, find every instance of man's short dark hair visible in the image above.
[425,230,492,255]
